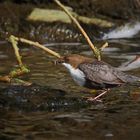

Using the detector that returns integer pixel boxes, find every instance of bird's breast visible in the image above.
[62,63,86,86]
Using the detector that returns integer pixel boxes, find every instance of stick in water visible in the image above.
[9,35,23,67]
[12,35,61,58]
[54,0,101,60]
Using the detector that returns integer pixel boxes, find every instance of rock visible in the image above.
[27,8,114,28]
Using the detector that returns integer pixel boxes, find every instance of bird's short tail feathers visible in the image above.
[116,71,140,83]
[125,75,140,83]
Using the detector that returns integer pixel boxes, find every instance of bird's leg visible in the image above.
[87,89,110,102]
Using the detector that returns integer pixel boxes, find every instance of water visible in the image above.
[102,22,140,39]
[0,1,140,139]
[1,36,140,140]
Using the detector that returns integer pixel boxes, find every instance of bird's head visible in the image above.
[55,54,93,68]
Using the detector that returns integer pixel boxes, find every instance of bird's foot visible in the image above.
[86,97,103,103]
[86,89,109,102]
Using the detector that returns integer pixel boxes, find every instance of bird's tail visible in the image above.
[128,75,140,83]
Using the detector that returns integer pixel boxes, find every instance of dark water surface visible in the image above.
[0,37,140,140]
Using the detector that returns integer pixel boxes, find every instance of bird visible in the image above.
[55,54,140,101]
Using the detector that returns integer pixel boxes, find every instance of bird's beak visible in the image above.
[54,57,65,65]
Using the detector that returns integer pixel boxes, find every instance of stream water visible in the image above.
[0,2,140,139]
[1,33,140,140]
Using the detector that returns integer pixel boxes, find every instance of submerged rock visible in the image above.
[27,8,113,28]
[0,84,90,112]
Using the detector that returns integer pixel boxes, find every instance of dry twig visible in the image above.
[12,36,61,58]
[9,35,23,67]
[54,0,101,60]
[0,34,61,84]
[8,35,30,78]
[0,35,31,85]
[0,76,11,82]
[100,42,108,51]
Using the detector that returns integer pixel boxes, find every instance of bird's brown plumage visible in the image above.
[56,54,93,68]
[56,54,140,90]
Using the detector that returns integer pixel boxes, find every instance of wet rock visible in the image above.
[0,1,139,44]
[0,2,84,42]
[0,84,90,111]
[1,84,140,140]
[27,8,114,28]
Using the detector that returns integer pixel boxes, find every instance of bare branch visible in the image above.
[12,36,61,58]
[54,0,101,60]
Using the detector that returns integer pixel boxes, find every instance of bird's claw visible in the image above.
[85,97,103,103]
[85,90,109,103]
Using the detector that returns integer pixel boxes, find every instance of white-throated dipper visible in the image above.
[55,54,140,101]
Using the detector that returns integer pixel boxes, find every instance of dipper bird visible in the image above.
[55,54,140,101]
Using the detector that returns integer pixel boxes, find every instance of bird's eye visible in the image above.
[64,57,69,62]
[58,60,62,63]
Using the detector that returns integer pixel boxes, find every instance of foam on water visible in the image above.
[102,22,140,39]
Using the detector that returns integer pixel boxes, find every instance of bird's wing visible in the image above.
[78,61,125,85]
[114,69,140,83]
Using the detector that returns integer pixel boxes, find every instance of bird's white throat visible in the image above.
[62,63,85,86]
